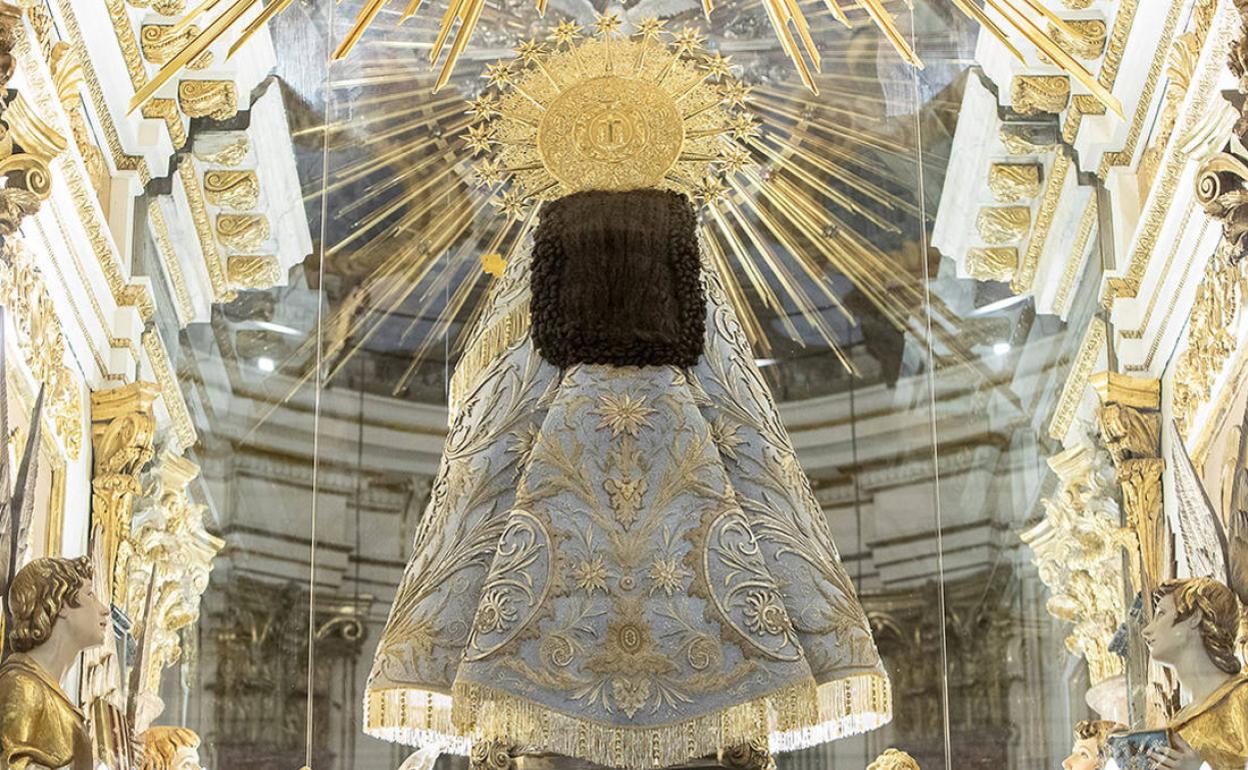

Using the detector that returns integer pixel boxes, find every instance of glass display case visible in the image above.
[2,1,1247,769]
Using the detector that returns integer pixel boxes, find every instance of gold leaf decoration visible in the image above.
[966,247,1019,282]
[1010,75,1071,115]
[976,207,1032,244]
[227,254,282,289]
[988,163,1042,203]
[203,169,259,210]
[177,79,238,120]
[215,213,270,252]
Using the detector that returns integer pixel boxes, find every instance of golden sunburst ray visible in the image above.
[240,14,1015,419]
[129,0,1126,117]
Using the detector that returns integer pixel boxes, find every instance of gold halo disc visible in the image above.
[537,75,685,193]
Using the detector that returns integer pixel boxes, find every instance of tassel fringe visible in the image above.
[365,672,890,769]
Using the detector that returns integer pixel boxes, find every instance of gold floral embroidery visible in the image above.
[710,415,745,459]
[592,392,656,437]
[508,423,541,468]
[612,678,652,718]
[649,556,689,596]
[475,588,518,634]
[744,590,791,637]
[572,555,608,595]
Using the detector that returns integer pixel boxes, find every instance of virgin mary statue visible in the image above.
[363,27,890,770]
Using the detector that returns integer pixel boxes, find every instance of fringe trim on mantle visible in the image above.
[364,672,890,769]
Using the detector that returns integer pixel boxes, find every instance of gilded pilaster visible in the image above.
[1092,372,1166,596]
[90,382,159,604]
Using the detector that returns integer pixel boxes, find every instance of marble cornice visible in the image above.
[1100,0,1235,306]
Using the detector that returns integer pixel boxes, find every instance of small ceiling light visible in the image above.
[256,356,276,372]
[992,342,1011,356]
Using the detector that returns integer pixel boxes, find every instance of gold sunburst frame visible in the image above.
[471,18,748,208]
[128,0,1122,120]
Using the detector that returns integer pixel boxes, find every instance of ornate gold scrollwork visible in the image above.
[1023,433,1133,684]
[203,169,259,210]
[177,79,238,121]
[0,239,84,459]
[216,213,270,251]
[227,254,281,289]
[1010,75,1071,115]
[0,91,67,235]
[122,452,223,733]
[1173,242,1247,436]
[1049,19,1107,60]
[140,24,213,69]
[1196,152,1248,262]
[90,382,159,605]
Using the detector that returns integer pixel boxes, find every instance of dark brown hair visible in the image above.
[530,189,705,368]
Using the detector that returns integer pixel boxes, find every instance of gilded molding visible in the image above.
[987,162,1041,203]
[216,212,270,252]
[141,329,197,450]
[976,206,1031,244]
[1097,0,1191,176]
[179,158,230,301]
[1052,198,1098,315]
[226,254,281,289]
[139,24,213,69]
[966,247,1017,282]
[1010,75,1070,115]
[102,0,147,92]
[1101,0,1235,303]
[54,0,150,182]
[1048,317,1107,441]
[177,79,238,121]
[1049,19,1107,60]
[0,239,84,459]
[1012,153,1072,294]
[1022,433,1130,684]
[140,97,186,149]
[146,202,195,325]
[203,169,259,210]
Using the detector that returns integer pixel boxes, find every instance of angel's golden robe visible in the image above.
[1171,674,1248,770]
[0,653,91,770]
